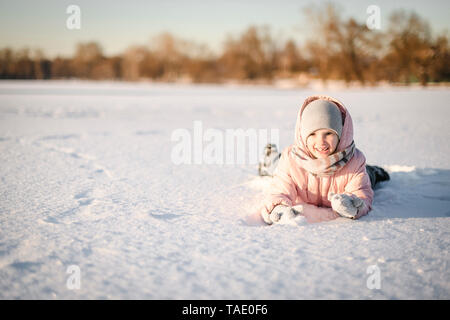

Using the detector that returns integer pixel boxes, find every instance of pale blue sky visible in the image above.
[0,0,448,58]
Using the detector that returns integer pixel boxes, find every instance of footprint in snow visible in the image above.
[149,211,182,221]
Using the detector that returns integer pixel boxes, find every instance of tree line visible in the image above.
[0,7,449,86]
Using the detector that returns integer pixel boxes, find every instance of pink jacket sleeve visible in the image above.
[260,149,298,216]
[343,151,374,219]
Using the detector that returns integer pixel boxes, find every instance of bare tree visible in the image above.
[304,3,383,84]
[71,42,104,79]
[383,10,433,84]
[121,46,148,81]
[278,40,308,75]
[219,25,277,80]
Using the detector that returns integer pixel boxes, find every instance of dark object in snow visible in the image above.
[258,143,281,176]
[366,165,390,189]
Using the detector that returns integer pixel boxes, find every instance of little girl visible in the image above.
[260,95,389,224]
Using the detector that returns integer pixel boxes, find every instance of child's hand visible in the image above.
[328,193,364,219]
[262,204,304,224]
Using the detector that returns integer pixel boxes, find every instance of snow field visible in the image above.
[0,81,449,299]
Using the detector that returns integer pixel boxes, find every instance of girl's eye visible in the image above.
[309,133,315,136]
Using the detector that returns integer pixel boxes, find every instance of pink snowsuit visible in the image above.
[260,95,374,223]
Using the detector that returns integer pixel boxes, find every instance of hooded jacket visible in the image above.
[260,95,374,223]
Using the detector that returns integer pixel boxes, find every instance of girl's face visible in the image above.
[306,129,339,159]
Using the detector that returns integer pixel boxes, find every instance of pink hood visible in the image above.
[260,95,374,223]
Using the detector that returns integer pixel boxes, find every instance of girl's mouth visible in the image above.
[315,146,330,154]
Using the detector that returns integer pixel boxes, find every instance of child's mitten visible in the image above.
[265,204,304,224]
[261,209,273,225]
[291,204,305,216]
[328,192,364,219]
[270,205,292,223]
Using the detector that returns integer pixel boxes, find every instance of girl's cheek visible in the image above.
[306,142,315,153]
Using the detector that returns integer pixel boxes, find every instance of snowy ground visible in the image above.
[0,80,449,299]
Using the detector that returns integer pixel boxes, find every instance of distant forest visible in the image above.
[1,6,449,86]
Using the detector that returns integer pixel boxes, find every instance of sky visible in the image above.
[0,0,449,58]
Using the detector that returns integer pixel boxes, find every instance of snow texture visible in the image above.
[0,80,449,299]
